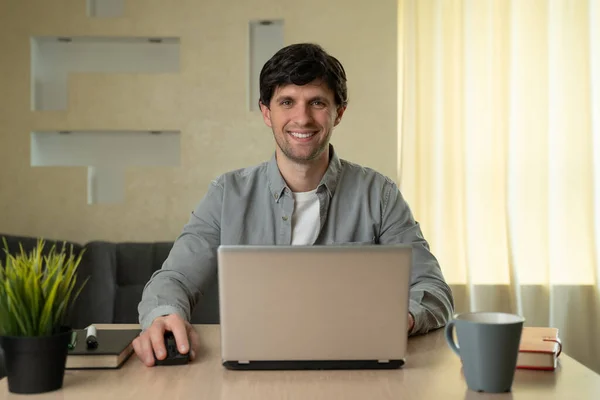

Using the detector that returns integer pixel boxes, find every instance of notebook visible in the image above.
[517,327,562,371]
[66,328,140,369]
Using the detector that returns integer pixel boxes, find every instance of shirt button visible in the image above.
[282,216,288,221]
[274,193,279,200]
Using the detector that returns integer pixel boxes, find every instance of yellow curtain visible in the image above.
[398,0,600,373]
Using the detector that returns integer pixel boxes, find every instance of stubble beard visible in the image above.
[273,128,331,164]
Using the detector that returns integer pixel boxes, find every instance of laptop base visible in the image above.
[222,359,405,370]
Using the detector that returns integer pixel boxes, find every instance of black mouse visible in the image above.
[154,331,190,366]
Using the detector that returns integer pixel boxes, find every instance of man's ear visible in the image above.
[259,101,273,128]
[334,105,347,127]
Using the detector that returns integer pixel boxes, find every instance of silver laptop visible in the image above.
[216,244,412,370]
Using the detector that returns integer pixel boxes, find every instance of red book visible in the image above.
[517,327,562,371]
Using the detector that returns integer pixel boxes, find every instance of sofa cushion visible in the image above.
[111,241,220,324]
[113,242,173,324]
[69,241,118,328]
[77,241,220,325]
[115,242,172,286]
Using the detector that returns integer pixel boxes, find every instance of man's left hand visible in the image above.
[408,313,415,332]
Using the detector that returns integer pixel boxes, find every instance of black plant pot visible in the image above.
[0,327,71,394]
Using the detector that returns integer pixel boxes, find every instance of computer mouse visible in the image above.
[154,331,190,366]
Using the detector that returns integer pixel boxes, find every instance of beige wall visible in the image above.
[0,0,398,243]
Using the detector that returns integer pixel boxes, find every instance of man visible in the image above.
[133,43,454,366]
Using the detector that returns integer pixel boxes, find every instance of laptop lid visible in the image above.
[216,244,412,369]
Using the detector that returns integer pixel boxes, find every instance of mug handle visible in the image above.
[444,320,460,356]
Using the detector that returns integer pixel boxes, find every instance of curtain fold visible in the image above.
[399,0,600,373]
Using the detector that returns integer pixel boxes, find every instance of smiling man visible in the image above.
[134,43,454,367]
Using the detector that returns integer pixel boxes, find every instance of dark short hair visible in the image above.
[259,43,348,109]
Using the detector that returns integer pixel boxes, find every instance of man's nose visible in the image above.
[293,104,314,126]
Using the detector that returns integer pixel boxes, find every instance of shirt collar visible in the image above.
[267,144,342,200]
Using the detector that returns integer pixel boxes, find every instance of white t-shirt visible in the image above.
[291,189,320,245]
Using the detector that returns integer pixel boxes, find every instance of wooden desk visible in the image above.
[1,324,599,399]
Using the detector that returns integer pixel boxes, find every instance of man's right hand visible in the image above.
[132,313,199,367]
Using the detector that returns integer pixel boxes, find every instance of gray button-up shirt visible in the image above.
[138,146,454,334]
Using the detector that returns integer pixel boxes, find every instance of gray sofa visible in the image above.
[0,233,220,379]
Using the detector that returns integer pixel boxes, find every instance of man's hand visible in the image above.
[132,314,199,367]
[408,312,415,333]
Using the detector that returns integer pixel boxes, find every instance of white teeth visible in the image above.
[289,132,315,139]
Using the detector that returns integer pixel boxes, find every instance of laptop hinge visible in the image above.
[377,360,390,363]
[237,360,250,364]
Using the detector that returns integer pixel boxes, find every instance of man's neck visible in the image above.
[276,150,329,193]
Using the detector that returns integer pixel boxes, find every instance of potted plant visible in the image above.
[0,238,87,394]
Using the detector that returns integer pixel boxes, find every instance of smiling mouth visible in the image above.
[288,131,317,139]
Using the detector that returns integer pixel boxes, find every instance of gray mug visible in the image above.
[445,312,525,393]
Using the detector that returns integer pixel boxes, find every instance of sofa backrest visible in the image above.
[0,234,220,329]
[71,241,220,328]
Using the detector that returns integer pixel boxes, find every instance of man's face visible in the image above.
[260,80,346,164]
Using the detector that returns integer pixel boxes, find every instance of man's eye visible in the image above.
[311,101,325,107]
[280,100,292,106]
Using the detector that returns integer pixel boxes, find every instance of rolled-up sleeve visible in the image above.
[378,180,454,335]
[138,180,223,331]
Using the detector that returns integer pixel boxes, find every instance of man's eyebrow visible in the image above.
[274,95,293,102]
[273,95,330,103]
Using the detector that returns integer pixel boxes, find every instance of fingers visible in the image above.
[186,322,200,360]
[149,323,168,360]
[140,332,158,366]
[407,312,415,333]
[132,335,150,366]
[165,315,191,355]
[133,314,197,367]
[132,336,144,363]
[133,329,160,367]
[133,317,167,367]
